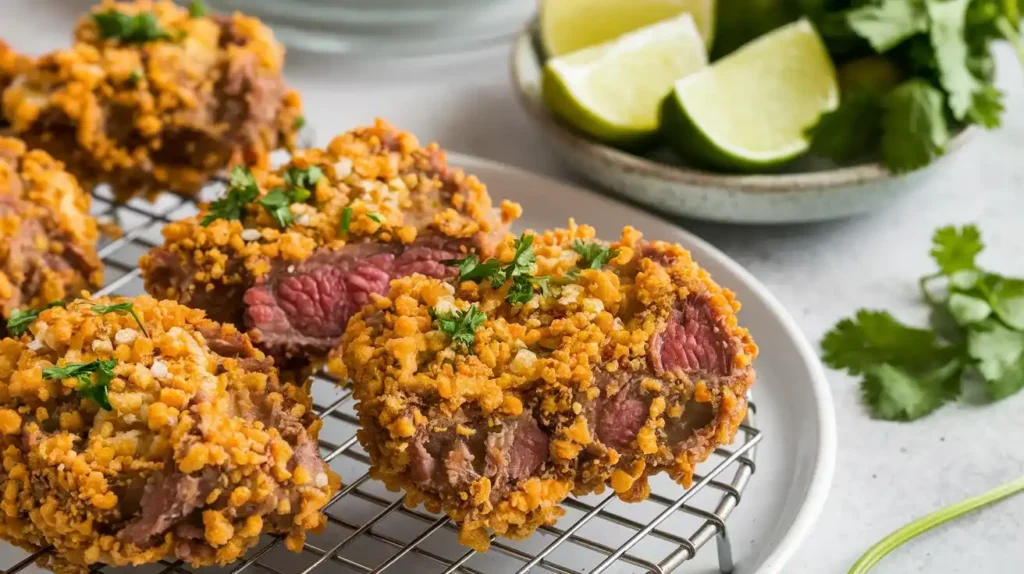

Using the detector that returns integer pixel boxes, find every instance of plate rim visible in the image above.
[509,25,975,194]
[449,151,838,574]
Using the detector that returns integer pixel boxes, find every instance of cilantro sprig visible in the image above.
[202,166,260,226]
[808,0,1022,172]
[431,306,487,352]
[91,302,149,338]
[443,234,549,305]
[42,360,117,410]
[6,301,66,336]
[188,0,208,18]
[92,10,174,43]
[822,224,1024,421]
[571,240,619,269]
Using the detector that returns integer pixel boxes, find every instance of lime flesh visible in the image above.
[543,14,708,146]
[660,19,838,171]
[541,0,716,54]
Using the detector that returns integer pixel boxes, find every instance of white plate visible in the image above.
[0,156,835,574]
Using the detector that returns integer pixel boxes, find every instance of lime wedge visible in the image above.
[542,14,707,146]
[541,0,716,55]
[660,19,838,171]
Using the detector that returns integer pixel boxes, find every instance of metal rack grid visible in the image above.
[1,184,763,574]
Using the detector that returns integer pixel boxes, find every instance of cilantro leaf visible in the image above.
[366,213,385,224]
[987,278,1024,330]
[821,309,953,374]
[846,0,929,52]
[507,277,536,304]
[6,301,66,336]
[967,322,1024,400]
[861,360,963,420]
[807,91,884,163]
[128,69,144,84]
[91,302,148,337]
[293,115,306,131]
[947,292,992,325]
[881,80,950,172]
[283,166,323,193]
[967,84,1004,128]
[505,234,538,281]
[338,206,353,235]
[431,305,487,352]
[930,224,983,275]
[257,189,294,228]
[443,254,503,283]
[925,0,979,120]
[42,360,117,410]
[571,240,619,270]
[93,10,173,43]
[188,0,207,18]
[202,166,260,226]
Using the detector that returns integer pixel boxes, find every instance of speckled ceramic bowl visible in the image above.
[511,27,975,224]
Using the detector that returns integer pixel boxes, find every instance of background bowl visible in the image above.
[511,27,975,224]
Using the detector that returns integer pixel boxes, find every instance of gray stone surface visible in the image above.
[2,1,1023,572]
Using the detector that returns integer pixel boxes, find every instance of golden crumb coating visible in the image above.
[1,0,302,201]
[332,222,757,550]
[0,137,102,326]
[0,296,340,572]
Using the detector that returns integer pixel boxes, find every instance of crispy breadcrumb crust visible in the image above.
[1,0,302,201]
[332,222,757,550]
[0,296,340,572]
[0,137,102,321]
[140,119,520,321]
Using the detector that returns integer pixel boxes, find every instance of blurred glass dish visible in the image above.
[207,0,536,56]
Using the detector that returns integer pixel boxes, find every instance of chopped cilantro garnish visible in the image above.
[258,189,298,228]
[201,166,260,226]
[283,166,322,194]
[431,305,487,352]
[188,0,207,18]
[442,233,541,304]
[42,360,117,410]
[571,240,619,269]
[823,224,1024,421]
[339,206,353,235]
[91,302,149,337]
[442,254,503,283]
[6,301,65,336]
[92,10,173,43]
[128,69,144,84]
[293,115,306,131]
[366,212,385,224]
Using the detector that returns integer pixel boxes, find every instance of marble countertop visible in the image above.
[4,2,1024,573]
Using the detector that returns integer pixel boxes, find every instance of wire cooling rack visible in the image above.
[1,183,763,574]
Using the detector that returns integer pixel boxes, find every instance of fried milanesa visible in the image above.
[1,0,302,201]
[141,119,520,369]
[331,223,758,550]
[0,138,102,334]
[0,40,28,119]
[0,297,340,573]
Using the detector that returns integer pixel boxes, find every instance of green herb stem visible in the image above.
[995,16,1024,74]
[849,475,1024,573]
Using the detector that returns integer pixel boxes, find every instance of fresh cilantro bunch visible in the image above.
[808,0,1023,172]
[822,224,1024,421]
